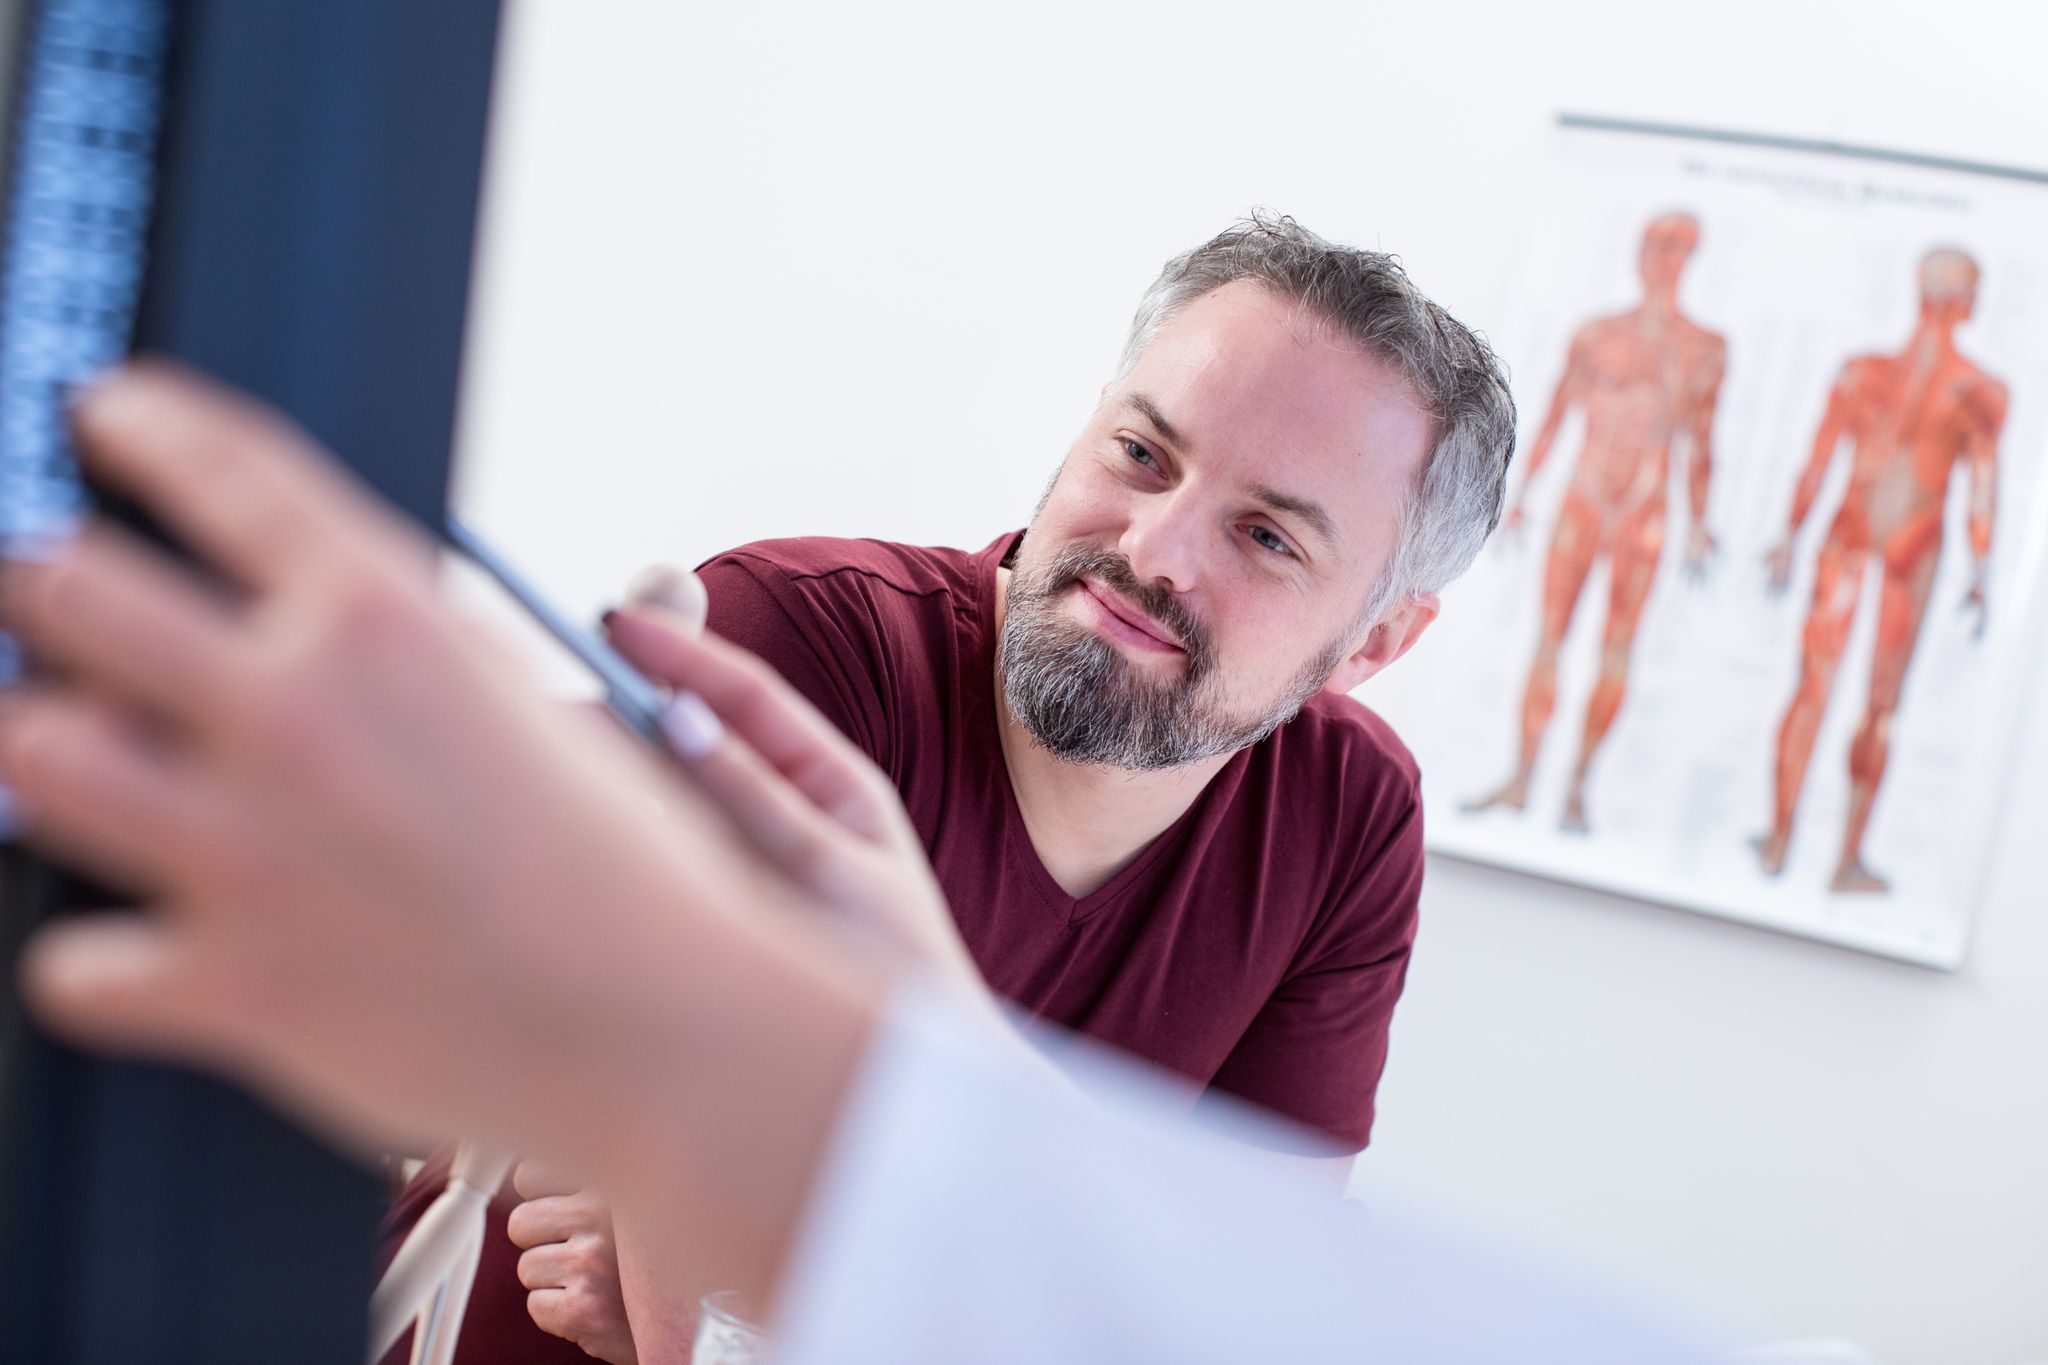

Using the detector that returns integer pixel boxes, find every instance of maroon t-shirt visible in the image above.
[704,532,1422,1147]
[378,531,1423,1365]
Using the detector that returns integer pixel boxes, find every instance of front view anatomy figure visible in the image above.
[1467,213,1725,833]
[1756,247,2007,893]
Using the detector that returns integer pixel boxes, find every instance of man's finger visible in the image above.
[512,1156,581,1202]
[71,362,418,591]
[515,1241,578,1290]
[0,524,250,728]
[507,1192,595,1249]
[523,1286,601,1346]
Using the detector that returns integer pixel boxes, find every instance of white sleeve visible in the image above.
[771,985,1726,1365]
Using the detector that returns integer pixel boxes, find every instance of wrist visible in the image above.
[599,904,889,1315]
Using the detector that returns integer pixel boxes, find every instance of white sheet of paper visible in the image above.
[773,986,1725,1364]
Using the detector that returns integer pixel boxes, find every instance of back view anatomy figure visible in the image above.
[1467,213,1725,833]
[1756,247,2007,894]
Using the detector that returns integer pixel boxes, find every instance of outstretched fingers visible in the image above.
[672,696,857,895]
[0,523,251,732]
[0,689,225,890]
[0,690,246,1058]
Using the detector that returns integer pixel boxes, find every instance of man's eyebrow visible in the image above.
[1122,392,1185,449]
[1120,392,1338,551]
[1250,483,1339,551]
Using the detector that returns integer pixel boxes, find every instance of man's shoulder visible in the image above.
[1950,362,2009,424]
[696,535,1002,755]
[1285,690,1422,791]
[1574,312,1627,343]
[1229,693,1423,966]
[1838,352,1893,390]
[1250,693,1423,860]
[1677,318,1726,365]
[702,535,982,603]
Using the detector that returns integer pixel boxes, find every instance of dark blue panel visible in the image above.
[1,2,504,1360]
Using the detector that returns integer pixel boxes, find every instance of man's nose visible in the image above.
[1117,491,1206,596]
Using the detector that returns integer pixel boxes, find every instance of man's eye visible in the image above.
[1122,439,1157,468]
[1247,525,1293,556]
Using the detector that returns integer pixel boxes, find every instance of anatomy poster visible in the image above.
[1364,118,2048,967]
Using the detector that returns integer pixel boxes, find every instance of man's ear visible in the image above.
[1320,592,1440,696]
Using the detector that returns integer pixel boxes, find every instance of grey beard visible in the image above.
[997,554,1341,771]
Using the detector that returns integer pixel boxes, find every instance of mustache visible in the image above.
[1037,544,1207,656]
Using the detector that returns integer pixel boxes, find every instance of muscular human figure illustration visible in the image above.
[1756,247,2007,893]
[1467,213,1725,832]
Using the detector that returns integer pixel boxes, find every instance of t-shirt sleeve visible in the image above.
[1199,796,1422,1153]
[695,550,897,770]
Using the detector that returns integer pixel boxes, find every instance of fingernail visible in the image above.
[660,691,723,759]
[625,565,708,631]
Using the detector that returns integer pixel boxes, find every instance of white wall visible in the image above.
[454,4,2048,1360]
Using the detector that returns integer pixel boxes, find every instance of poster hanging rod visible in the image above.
[1558,112,2048,187]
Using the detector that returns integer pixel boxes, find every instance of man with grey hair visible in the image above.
[395,212,1517,1364]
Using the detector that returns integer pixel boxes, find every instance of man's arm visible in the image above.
[1193,933,1409,1191]
[1767,366,1854,590]
[695,551,894,761]
[1196,790,1422,1185]
[1789,376,1853,532]
[1959,375,2009,629]
[1681,335,1726,571]
[1506,328,1593,527]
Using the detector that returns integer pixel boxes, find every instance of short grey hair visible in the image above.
[1118,212,1516,625]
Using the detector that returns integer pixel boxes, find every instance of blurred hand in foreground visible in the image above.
[604,599,979,988]
[496,565,999,1361]
[0,361,883,1313]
